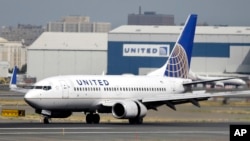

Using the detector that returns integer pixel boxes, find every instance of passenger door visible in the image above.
[59,80,69,98]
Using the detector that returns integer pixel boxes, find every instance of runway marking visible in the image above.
[0,127,229,135]
[0,127,110,130]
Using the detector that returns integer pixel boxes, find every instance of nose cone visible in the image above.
[24,90,32,99]
[240,79,246,85]
[24,91,38,108]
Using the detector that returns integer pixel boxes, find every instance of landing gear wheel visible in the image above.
[43,117,50,124]
[85,113,100,124]
[86,114,93,124]
[93,114,100,124]
[129,118,143,124]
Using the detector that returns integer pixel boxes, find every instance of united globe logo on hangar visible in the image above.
[123,44,170,57]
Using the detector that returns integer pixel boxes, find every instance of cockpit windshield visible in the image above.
[31,86,52,91]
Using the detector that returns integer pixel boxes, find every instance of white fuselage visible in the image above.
[24,75,190,112]
[196,75,246,87]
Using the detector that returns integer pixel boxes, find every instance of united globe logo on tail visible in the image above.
[147,14,197,78]
[164,14,197,79]
[164,44,189,78]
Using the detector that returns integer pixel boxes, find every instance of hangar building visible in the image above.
[27,25,250,81]
[108,25,250,76]
[27,32,107,81]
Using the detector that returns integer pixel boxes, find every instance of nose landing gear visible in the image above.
[42,116,51,124]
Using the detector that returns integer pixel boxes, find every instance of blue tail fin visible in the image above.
[147,14,197,78]
[9,66,18,89]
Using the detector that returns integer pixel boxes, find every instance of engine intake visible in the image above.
[112,100,147,119]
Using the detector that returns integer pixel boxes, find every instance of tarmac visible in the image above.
[0,122,241,141]
[1,90,250,141]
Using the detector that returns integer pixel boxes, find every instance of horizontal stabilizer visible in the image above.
[183,77,236,86]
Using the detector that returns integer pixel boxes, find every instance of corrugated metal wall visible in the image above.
[28,50,107,81]
[27,32,107,81]
[108,31,250,75]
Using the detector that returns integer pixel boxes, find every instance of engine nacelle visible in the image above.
[215,82,224,88]
[36,109,72,118]
[112,100,147,119]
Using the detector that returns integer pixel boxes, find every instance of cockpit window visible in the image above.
[32,86,52,91]
[43,86,52,90]
[34,86,43,89]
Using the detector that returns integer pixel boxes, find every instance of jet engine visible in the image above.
[112,100,147,119]
[215,82,224,88]
[36,109,72,118]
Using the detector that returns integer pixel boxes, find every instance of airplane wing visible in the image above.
[98,90,250,113]
[100,100,117,107]
[142,90,250,103]
[99,89,250,109]
[9,66,30,94]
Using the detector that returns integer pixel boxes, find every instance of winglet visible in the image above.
[147,14,197,78]
[9,66,18,89]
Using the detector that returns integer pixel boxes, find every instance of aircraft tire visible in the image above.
[86,114,93,124]
[129,118,143,124]
[93,114,100,124]
[43,117,50,124]
[86,113,100,124]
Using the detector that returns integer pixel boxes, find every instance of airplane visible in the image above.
[10,14,250,124]
[9,66,28,94]
[189,70,246,88]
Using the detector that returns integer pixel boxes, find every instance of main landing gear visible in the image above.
[41,114,100,124]
[43,116,51,124]
[128,117,143,124]
[42,114,143,124]
[85,113,100,124]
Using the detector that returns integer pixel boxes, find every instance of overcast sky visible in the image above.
[0,0,249,28]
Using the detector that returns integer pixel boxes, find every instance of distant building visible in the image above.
[0,37,26,69]
[128,11,174,25]
[47,16,111,33]
[108,25,250,75]
[0,61,9,77]
[0,24,44,46]
[27,32,107,81]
